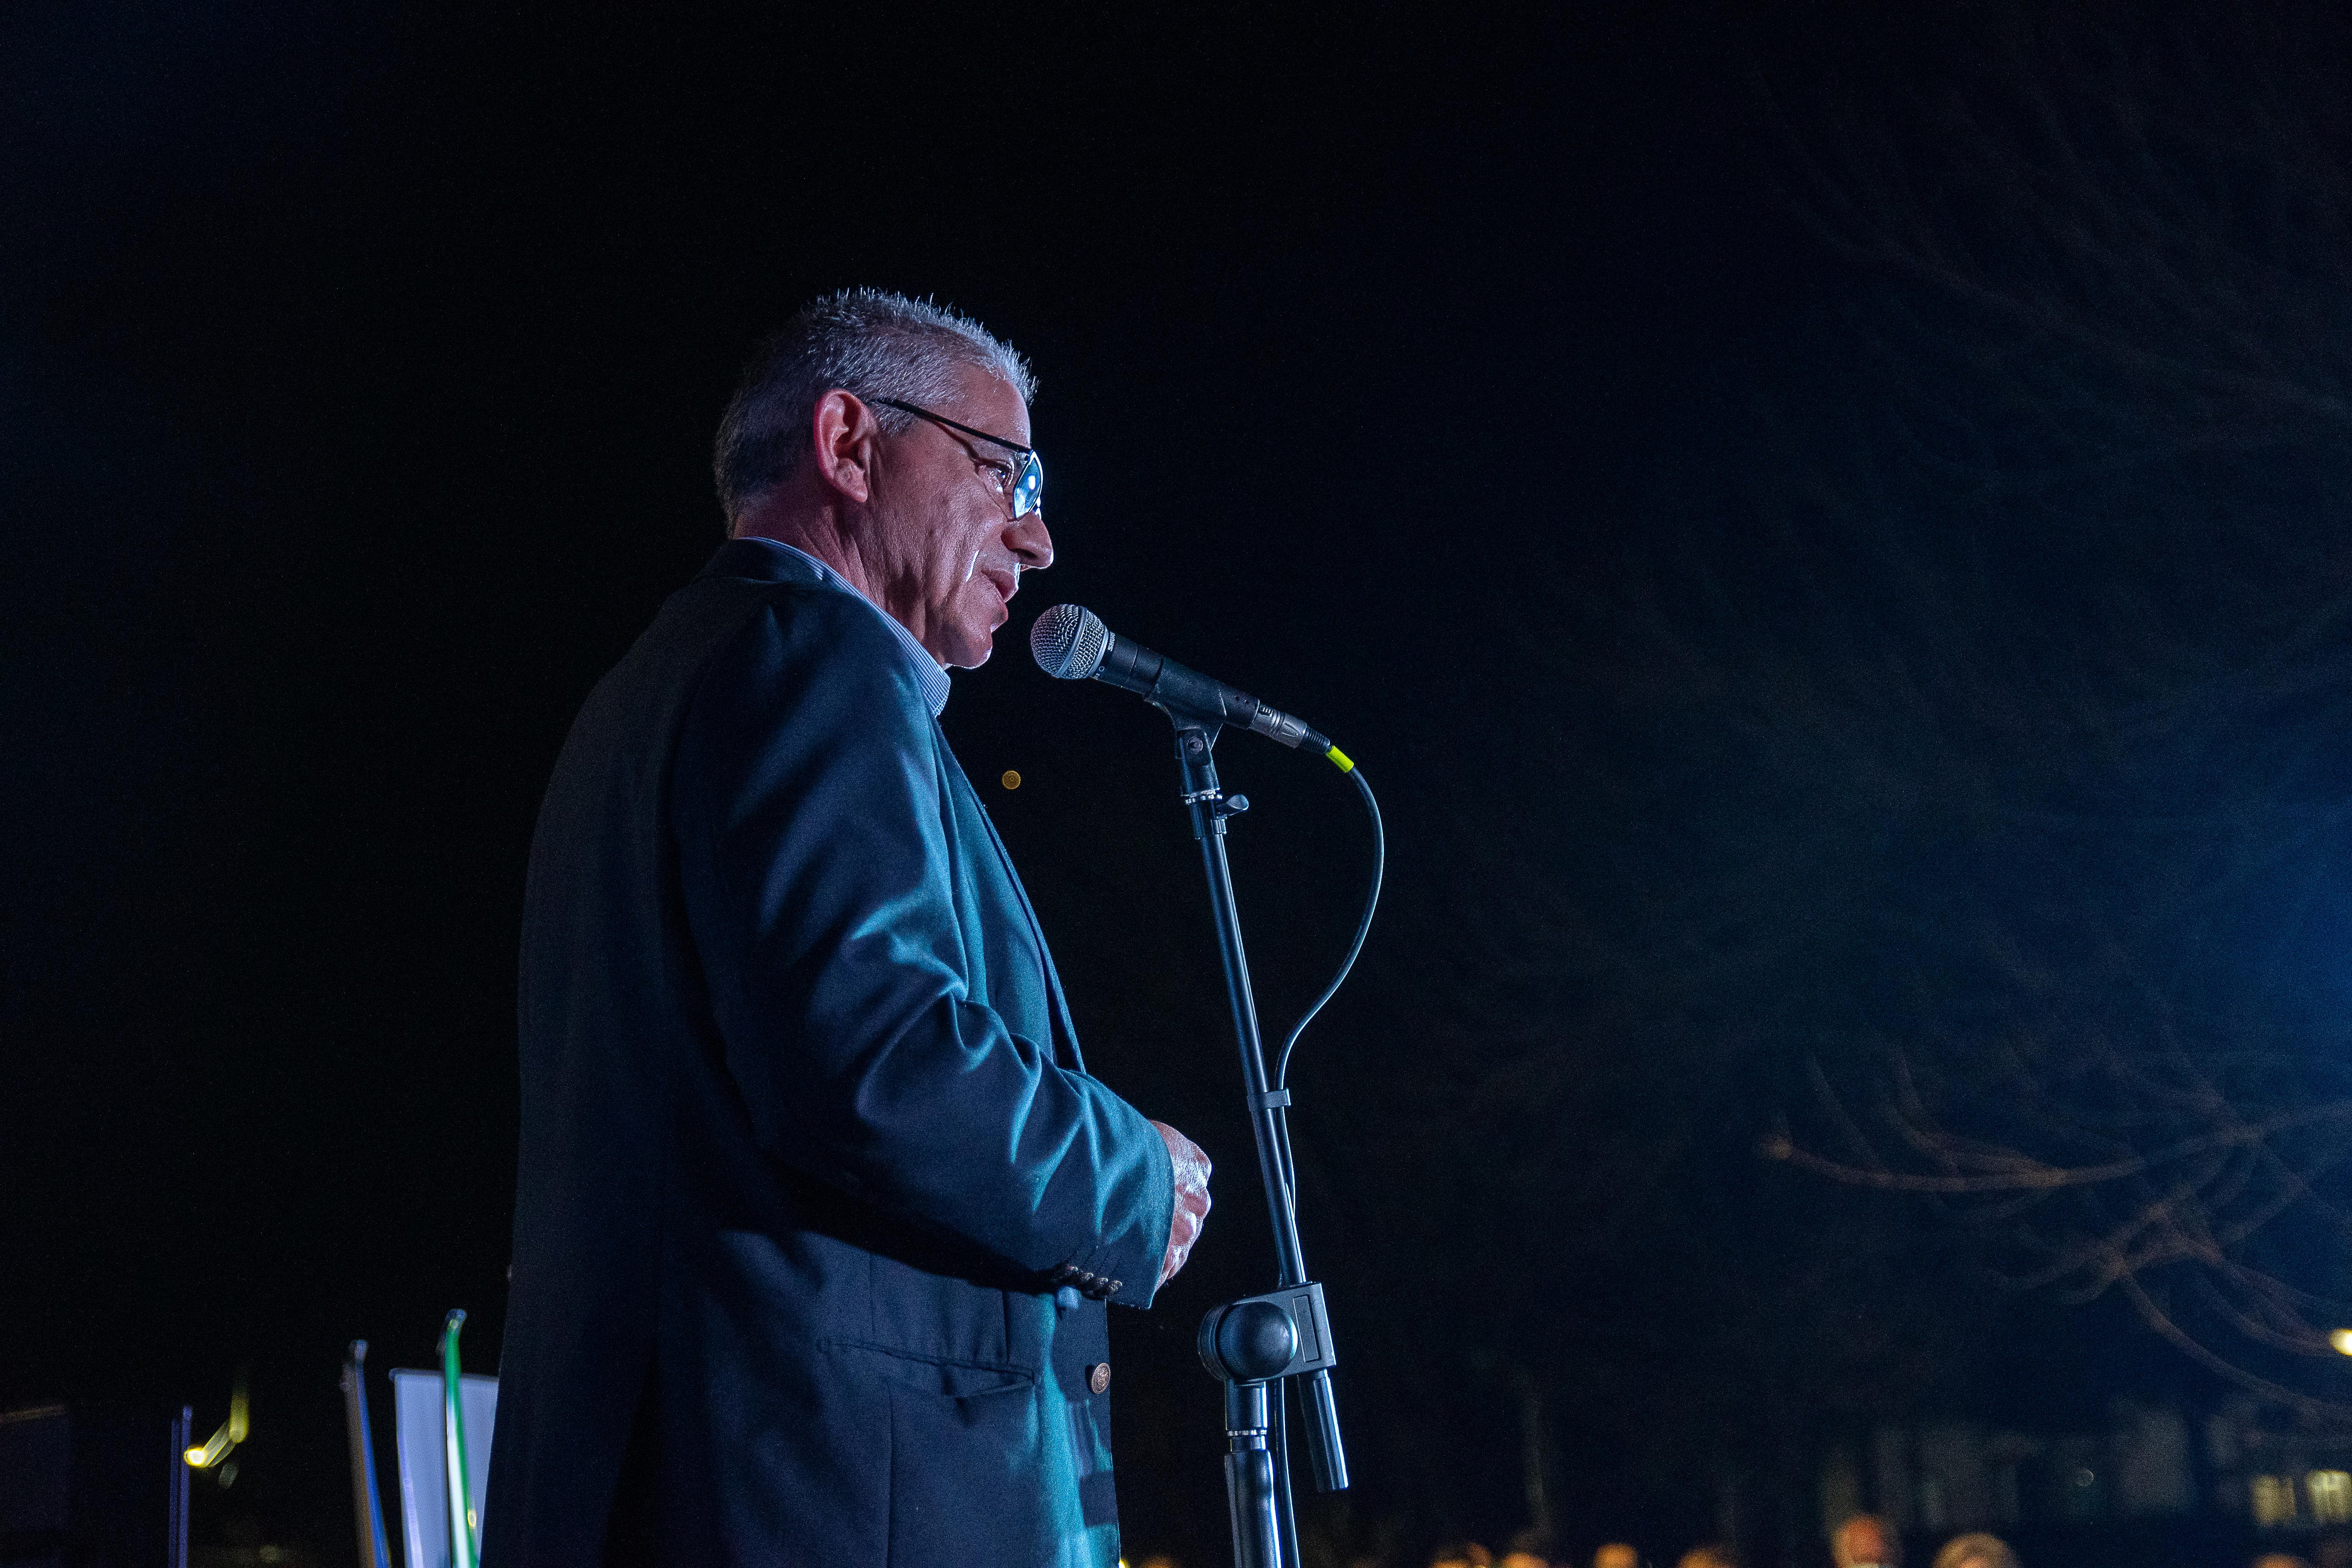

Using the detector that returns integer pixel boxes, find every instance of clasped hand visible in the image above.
[1150,1120,1212,1288]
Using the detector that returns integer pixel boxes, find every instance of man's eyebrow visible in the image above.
[896,399,1031,454]
[937,423,1018,463]
[942,408,1032,453]
[967,423,1031,455]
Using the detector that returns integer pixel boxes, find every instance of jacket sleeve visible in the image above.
[671,588,1173,1306]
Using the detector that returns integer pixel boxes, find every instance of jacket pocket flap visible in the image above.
[823,1338,1036,1400]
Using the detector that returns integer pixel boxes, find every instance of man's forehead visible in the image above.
[944,362,1031,444]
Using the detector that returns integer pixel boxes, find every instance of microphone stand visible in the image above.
[1167,715,1348,1568]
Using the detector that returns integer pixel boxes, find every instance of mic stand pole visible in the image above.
[1168,716,1348,1568]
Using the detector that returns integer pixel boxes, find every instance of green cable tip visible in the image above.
[1325,745,1355,773]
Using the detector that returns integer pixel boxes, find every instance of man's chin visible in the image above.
[941,606,1006,670]
[943,629,995,670]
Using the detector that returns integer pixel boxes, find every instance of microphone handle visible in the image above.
[1099,634,1327,751]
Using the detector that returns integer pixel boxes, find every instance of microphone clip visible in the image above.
[1179,785,1250,817]
[1171,717,1236,841]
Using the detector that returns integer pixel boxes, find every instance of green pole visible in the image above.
[438,1311,476,1568]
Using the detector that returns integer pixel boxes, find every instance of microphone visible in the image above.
[1029,604,1352,769]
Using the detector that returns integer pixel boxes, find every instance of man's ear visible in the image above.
[810,389,877,504]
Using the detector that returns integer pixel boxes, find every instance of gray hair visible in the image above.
[712,288,1037,529]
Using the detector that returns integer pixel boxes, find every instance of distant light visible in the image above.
[2329,1328,2352,1356]
[185,1424,237,1468]
[183,1373,249,1468]
[2254,1473,2299,1527]
[1001,770,1022,790]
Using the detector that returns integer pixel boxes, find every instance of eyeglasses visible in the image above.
[871,397,1043,520]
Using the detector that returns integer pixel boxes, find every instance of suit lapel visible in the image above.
[931,725,1086,1074]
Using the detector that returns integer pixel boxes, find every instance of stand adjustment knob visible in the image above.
[1199,1298,1298,1383]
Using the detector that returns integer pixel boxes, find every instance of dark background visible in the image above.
[10,2,2352,1564]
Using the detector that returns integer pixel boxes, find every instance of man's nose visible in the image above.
[1006,510,1053,572]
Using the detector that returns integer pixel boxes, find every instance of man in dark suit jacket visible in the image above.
[484,290,1213,1568]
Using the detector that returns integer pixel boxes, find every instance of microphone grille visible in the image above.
[1030,604,1111,680]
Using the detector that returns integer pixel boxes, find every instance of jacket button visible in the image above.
[1087,1362,1111,1395]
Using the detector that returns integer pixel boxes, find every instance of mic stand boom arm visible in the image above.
[1167,715,1348,1568]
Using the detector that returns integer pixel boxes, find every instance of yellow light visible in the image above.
[182,1372,250,1468]
[2254,1473,2299,1526]
[1001,770,1022,790]
[184,1423,237,1468]
[2329,1328,2352,1356]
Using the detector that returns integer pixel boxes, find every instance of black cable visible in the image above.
[1274,764,1384,1091]
[1258,760,1378,1525]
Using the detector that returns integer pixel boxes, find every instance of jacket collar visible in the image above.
[699,536,826,587]
[700,536,953,717]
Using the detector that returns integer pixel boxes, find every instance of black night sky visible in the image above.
[12,4,2352,1565]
